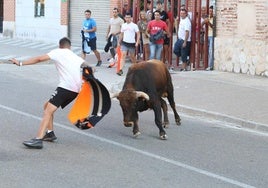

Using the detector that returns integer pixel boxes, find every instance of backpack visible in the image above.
[150,30,164,43]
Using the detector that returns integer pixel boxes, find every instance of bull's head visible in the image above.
[111,90,149,127]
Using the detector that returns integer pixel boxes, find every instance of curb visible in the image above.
[177,104,268,135]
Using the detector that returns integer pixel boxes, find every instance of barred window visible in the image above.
[34,0,45,17]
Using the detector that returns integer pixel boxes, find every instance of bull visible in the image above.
[112,59,181,140]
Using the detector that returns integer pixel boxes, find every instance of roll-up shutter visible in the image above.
[69,0,110,50]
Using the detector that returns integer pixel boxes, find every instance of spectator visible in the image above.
[202,5,214,71]
[146,0,153,21]
[81,10,102,66]
[173,8,192,71]
[146,10,170,60]
[196,11,205,62]
[151,1,170,64]
[117,12,140,76]
[137,10,150,61]
[106,8,125,67]
[122,2,132,17]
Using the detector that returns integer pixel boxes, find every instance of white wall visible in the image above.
[15,0,66,43]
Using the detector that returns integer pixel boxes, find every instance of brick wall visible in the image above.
[4,0,15,21]
[216,0,268,40]
[110,0,123,17]
[61,1,68,25]
[215,0,268,76]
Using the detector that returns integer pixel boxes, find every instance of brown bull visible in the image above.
[112,59,181,140]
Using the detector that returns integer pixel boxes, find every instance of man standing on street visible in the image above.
[10,37,87,149]
[82,9,102,66]
[202,6,214,71]
[117,12,140,76]
[173,8,191,71]
[106,8,125,67]
[147,10,170,60]
[151,1,170,64]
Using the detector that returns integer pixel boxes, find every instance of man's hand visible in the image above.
[9,58,21,66]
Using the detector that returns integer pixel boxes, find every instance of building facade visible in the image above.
[2,0,68,42]
[1,0,267,76]
[215,0,268,76]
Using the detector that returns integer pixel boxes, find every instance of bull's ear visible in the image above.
[110,92,119,99]
[136,91,149,101]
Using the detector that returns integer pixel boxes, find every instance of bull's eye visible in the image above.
[132,101,138,110]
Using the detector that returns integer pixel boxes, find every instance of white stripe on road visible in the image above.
[0,104,256,188]
[0,55,31,61]
[0,55,16,59]
[0,38,13,43]
[15,56,31,61]
[39,44,57,50]
[20,42,42,47]
[4,40,24,45]
[29,43,51,49]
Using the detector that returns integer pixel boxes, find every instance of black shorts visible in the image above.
[87,37,97,51]
[163,34,170,45]
[49,87,78,109]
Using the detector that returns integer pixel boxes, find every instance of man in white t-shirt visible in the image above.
[117,12,140,76]
[173,8,192,71]
[10,37,87,149]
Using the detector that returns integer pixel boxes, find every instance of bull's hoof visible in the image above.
[160,134,168,140]
[163,121,169,128]
[176,119,181,126]
[124,124,132,127]
[133,131,141,138]
[124,122,134,127]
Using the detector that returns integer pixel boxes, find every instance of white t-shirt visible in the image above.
[47,48,84,93]
[178,17,192,42]
[121,22,139,43]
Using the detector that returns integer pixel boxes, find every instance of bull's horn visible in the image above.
[136,91,149,100]
[110,92,119,99]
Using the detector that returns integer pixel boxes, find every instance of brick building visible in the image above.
[1,0,267,76]
[215,0,268,76]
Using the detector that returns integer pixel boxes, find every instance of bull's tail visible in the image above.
[165,68,181,125]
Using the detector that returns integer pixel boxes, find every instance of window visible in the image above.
[34,0,45,17]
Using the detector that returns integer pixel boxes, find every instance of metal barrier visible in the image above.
[118,0,212,70]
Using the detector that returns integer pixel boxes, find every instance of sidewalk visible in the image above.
[87,52,268,135]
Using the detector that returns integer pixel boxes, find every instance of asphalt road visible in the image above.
[0,64,268,188]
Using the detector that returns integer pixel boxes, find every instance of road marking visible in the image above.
[0,104,256,188]
[0,55,16,59]
[20,42,43,47]
[4,40,24,45]
[29,43,51,49]
[0,38,13,43]
[40,44,58,50]
[15,56,31,61]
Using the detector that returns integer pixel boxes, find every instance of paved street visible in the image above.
[0,37,268,187]
[0,37,81,61]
